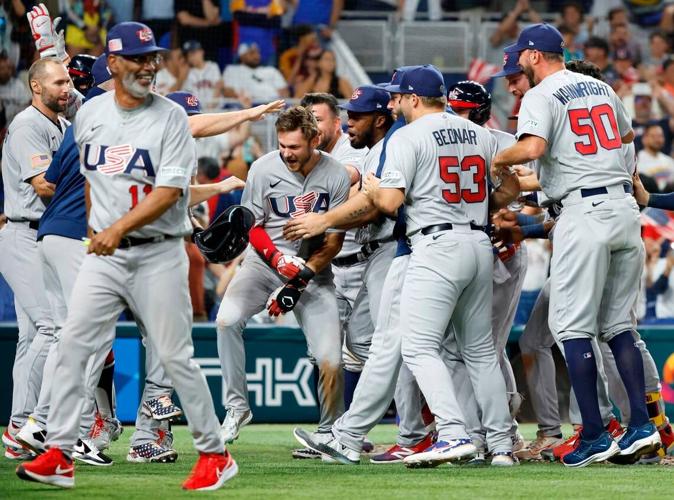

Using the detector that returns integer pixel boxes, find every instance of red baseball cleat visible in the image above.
[16,447,74,488]
[182,451,238,491]
[552,427,582,461]
[370,432,436,464]
[606,418,625,440]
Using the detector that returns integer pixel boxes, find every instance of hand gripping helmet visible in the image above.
[194,205,256,264]
[447,80,492,126]
[68,54,97,94]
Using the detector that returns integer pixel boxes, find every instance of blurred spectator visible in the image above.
[176,0,226,61]
[279,24,320,85]
[559,25,583,62]
[557,1,591,46]
[643,236,667,320]
[0,52,30,126]
[182,39,226,110]
[631,82,674,154]
[107,0,134,22]
[661,56,674,100]
[639,30,670,81]
[608,22,642,66]
[489,0,542,53]
[621,0,674,30]
[1,0,32,68]
[154,48,189,96]
[231,0,284,65]
[290,0,344,40]
[222,42,289,101]
[141,0,175,41]
[637,123,674,191]
[397,0,442,22]
[583,36,619,87]
[64,0,112,56]
[612,46,639,97]
[292,49,352,99]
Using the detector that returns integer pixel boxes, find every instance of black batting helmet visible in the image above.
[68,54,97,94]
[194,205,256,264]
[447,80,492,126]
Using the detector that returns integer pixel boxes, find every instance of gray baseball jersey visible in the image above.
[516,70,632,201]
[74,92,194,238]
[2,106,68,219]
[355,138,395,244]
[330,132,367,257]
[241,149,351,259]
[380,112,498,231]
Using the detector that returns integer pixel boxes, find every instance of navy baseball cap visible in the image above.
[106,22,164,56]
[508,23,565,54]
[492,47,522,78]
[92,55,111,86]
[377,66,415,88]
[384,64,446,98]
[166,91,202,115]
[340,86,391,113]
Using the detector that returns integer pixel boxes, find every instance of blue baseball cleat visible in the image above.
[561,431,619,468]
[609,422,661,465]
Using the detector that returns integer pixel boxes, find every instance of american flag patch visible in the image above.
[108,38,123,52]
[31,153,50,169]
[291,191,317,218]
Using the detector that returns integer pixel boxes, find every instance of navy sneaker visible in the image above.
[561,431,619,468]
[609,422,661,465]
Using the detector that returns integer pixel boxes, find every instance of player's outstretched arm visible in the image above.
[362,173,404,217]
[188,176,246,207]
[88,187,182,256]
[493,135,546,171]
[305,232,345,274]
[188,100,285,138]
[283,191,379,241]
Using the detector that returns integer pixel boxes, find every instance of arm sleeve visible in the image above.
[10,124,52,182]
[240,161,266,224]
[156,107,194,191]
[516,92,553,142]
[379,134,416,190]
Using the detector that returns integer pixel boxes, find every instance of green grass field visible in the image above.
[0,423,671,499]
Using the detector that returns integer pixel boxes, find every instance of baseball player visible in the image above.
[288,72,438,465]
[216,106,350,446]
[0,56,68,459]
[493,23,660,467]
[288,83,434,464]
[446,80,529,455]
[292,92,368,458]
[16,22,236,491]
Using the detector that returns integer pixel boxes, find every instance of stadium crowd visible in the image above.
[4,0,674,326]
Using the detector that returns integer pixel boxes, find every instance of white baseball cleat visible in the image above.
[292,427,360,465]
[73,438,113,466]
[15,417,47,455]
[220,409,252,444]
[403,438,477,468]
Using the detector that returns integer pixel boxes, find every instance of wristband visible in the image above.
[521,223,547,239]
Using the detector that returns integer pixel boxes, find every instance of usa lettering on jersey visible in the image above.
[82,143,155,177]
[268,192,330,218]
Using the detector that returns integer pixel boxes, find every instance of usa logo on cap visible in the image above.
[137,28,153,42]
[350,89,363,101]
[503,53,509,65]
[187,95,199,107]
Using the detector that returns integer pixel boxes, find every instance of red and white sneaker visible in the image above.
[370,432,435,464]
[5,446,34,460]
[551,427,582,461]
[607,417,626,440]
[16,447,75,488]
[182,451,238,491]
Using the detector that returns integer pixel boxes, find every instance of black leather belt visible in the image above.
[8,218,39,230]
[579,184,632,197]
[93,231,178,249]
[421,223,487,235]
[333,240,385,267]
[560,184,632,207]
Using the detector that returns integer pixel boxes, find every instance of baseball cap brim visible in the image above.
[383,84,403,93]
[492,67,522,78]
[114,44,167,56]
[339,102,390,113]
